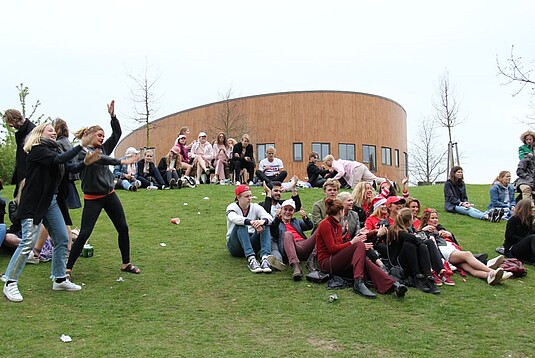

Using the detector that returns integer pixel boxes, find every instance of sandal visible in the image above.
[121,263,141,274]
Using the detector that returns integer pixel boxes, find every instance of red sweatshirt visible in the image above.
[316,216,352,263]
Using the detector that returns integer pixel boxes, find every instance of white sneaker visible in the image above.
[260,257,272,273]
[502,271,513,281]
[147,185,158,191]
[487,268,504,285]
[53,279,82,291]
[487,255,505,269]
[27,251,40,265]
[235,181,241,186]
[0,275,6,283]
[4,282,23,302]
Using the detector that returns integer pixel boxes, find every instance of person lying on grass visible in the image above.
[418,208,511,285]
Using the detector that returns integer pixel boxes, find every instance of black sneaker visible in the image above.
[426,276,441,295]
[413,274,431,293]
[169,178,176,189]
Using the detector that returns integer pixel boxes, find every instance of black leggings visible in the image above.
[398,242,432,277]
[67,192,130,269]
[511,234,535,263]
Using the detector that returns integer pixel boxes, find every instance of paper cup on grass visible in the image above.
[171,218,180,225]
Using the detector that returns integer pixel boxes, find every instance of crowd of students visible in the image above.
[225,157,531,299]
[2,111,534,302]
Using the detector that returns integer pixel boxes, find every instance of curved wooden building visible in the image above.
[116,90,407,183]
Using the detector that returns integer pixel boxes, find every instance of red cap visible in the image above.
[386,196,406,206]
[235,184,251,197]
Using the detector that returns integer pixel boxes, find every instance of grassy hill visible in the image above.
[0,183,533,357]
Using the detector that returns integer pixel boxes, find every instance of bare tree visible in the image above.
[409,117,447,185]
[497,45,535,127]
[497,45,535,97]
[212,87,248,140]
[432,70,462,174]
[128,60,161,147]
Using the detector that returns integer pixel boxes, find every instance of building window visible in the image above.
[381,147,392,166]
[312,142,330,161]
[293,143,303,162]
[404,152,409,177]
[362,145,377,172]
[338,143,355,161]
[395,149,400,167]
[256,143,275,162]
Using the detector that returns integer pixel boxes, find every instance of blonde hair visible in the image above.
[351,182,374,207]
[323,178,340,192]
[241,134,251,142]
[23,123,51,153]
[337,191,352,202]
[323,154,335,163]
[74,125,103,140]
[492,171,510,185]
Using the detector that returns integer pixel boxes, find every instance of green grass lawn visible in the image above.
[1,183,534,357]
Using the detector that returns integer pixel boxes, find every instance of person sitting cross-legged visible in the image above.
[226,184,274,273]
[255,146,287,188]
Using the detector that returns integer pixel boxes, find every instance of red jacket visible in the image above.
[316,216,351,263]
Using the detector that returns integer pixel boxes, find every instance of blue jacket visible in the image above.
[488,183,516,210]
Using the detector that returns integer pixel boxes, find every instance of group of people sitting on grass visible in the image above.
[226,162,530,299]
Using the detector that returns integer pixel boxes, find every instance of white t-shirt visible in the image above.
[259,158,284,177]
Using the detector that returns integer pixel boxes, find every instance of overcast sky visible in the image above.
[1,1,534,184]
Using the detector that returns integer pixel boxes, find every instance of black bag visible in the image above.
[305,270,330,284]
[385,238,405,280]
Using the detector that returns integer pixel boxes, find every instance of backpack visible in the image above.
[500,258,527,277]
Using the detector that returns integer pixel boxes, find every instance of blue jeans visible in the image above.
[227,225,271,258]
[454,205,485,220]
[4,195,69,282]
[118,178,141,190]
[0,223,6,247]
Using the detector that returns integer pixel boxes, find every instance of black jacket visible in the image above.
[11,119,36,185]
[18,143,83,225]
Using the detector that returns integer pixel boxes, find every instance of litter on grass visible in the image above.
[203,196,209,200]
[183,203,188,206]
[116,277,124,282]
[160,243,167,247]
[60,334,72,343]
[171,217,180,224]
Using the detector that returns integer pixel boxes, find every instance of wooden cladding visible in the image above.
[116,91,407,183]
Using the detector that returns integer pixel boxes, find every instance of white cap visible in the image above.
[125,147,140,157]
[281,199,296,209]
[198,132,207,137]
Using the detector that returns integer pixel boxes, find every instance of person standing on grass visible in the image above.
[66,100,141,278]
[226,184,274,273]
[3,122,98,302]
[2,109,36,197]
